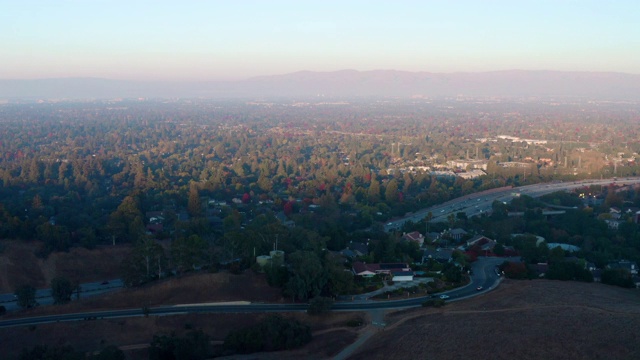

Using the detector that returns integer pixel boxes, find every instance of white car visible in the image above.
[439,294,450,299]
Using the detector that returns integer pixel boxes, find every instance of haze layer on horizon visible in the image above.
[1,0,639,81]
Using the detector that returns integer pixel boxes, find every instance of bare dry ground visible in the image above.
[0,240,131,293]
[349,279,640,360]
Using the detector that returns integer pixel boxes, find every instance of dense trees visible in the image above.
[50,277,74,304]
[19,345,84,360]
[545,262,593,282]
[1,100,626,252]
[442,262,463,283]
[121,239,166,287]
[107,195,144,245]
[224,314,312,354]
[284,251,327,301]
[0,100,638,298]
[324,252,355,296]
[171,235,209,273]
[149,330,211,360]
[94,345,126,360]
[601,269,635,288]
[14,285,36,309]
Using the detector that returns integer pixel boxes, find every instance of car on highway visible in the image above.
[476,286,483,291]
[439,294,450,299]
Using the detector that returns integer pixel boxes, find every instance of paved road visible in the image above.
[0,257,510,328]
[333,327,377,360]
[0,279,123,312]
[384,177,640,231]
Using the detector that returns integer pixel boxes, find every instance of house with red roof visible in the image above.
[402,231,425,247]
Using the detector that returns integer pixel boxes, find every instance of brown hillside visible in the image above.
[0,240,131,293]
[348,280,640,360]
[4,270,285,319]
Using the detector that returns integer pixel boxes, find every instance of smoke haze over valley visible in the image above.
[2,70,640,101]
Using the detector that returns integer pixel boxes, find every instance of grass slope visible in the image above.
[349,279,640,360]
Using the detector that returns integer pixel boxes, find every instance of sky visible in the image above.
[1,0,639,80]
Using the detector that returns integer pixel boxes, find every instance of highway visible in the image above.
[384,177,640,231]
[0,279,123,312]
[0,257,510,328]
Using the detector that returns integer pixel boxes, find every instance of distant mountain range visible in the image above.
[1,70,639,100]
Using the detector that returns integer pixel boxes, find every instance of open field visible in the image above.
[349,279,640,360]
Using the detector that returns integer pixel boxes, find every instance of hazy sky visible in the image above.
[1,0,638,80]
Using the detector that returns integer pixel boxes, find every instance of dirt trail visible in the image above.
[332,326,378,360]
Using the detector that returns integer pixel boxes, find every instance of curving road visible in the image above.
[0,257,512,328]
[384,177,640,231]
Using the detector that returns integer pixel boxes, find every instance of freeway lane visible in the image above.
[384,177,640,231]
[0,279,124,312]
[0,257,511,328]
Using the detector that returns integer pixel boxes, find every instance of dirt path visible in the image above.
[332,326,378,360]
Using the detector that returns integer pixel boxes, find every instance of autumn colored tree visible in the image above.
[384,179,399,203]
[172,235,209,273]
[367,176,380,203]
[108,195,144,244]
[188,182,202,217]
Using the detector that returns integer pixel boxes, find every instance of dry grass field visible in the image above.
[0,240,131,293]
[3,270,286,319]
[349,279,640,360]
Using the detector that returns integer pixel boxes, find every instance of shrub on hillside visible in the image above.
[501,261,531,279]
[422,298,446,308]
[149,330,210,360]
[19,345,83,360]
[345,317,365,327]
[601,269,635,288]
[224,314,311,354]
[545,261,593,282]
